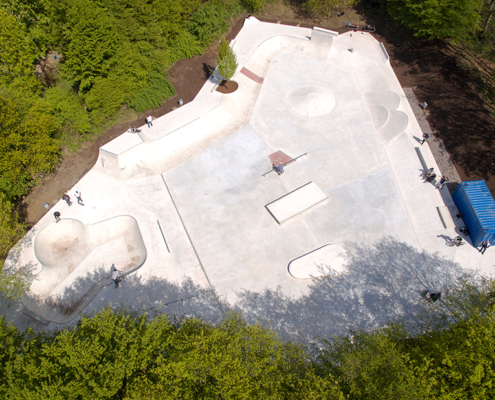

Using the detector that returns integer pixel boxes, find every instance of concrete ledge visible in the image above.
[313,27,339,36]
[379,42,389,60]
[288,244,347,279]
[100,131,143,156]
[266,182,328,224]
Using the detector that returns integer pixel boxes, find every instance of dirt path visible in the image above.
[23,5,495,225]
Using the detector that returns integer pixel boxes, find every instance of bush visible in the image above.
[168,30,204,63]
[301,0,340,19]
[188,2,229,48]
[242,0,265,12]
[131,72,176,113]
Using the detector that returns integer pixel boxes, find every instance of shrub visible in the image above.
[188,3,229,48]
[242,0,265,12]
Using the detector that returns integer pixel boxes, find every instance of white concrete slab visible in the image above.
[266,182,328,224]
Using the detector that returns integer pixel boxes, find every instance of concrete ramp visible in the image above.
[379,110,409,143]
[95,149,121,179]
[356,61,391,93]
[310,27,337,59]
[366,91,401,110]
[266,182,328,224]
[369,106,388,128]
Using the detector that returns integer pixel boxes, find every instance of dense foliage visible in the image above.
[1,278,495,398]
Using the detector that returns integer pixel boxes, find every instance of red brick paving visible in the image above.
[269,151,294,167]
[241,67,264,84]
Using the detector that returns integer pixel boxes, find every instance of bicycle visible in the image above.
[446,236,465,247]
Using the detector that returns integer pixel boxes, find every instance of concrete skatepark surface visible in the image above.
[3,18,494,342]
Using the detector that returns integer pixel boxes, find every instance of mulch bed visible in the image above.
[216,81,238,93]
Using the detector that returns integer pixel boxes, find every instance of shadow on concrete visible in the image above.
[19,272,229,328]
[13,238,474,342]
[233,237,473,343]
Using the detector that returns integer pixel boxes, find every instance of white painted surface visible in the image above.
[289,244,347,279]
[266,182,328,224]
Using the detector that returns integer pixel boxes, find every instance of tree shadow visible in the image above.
[12,238,476,343]
[233,237,474,343]
[202,62,215,80]
[19,266,229,329]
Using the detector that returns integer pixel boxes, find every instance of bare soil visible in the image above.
[23,4,495,225]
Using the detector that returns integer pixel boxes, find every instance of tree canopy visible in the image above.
[2,277,495,398]
[385,0,478,39]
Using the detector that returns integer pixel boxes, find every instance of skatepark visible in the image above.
[3,18,493,342]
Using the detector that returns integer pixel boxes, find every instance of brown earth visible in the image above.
[23,4,495,225]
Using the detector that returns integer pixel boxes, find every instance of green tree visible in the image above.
[63,0,120,93]
[0,193,29,303]
[0,96,60,200]
[188,2,229,48]
[217,37,239,88]
[316,326,433,399]
[0,308,343,398]
[242,0,265,12]
[0,9,42,95]
[385,0,478,39]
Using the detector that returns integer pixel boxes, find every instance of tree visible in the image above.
[0,308,343,398]
[242,0,265,13]
[62,0,120,93]
[0,9,42,95]
[385,0,478,39]
[316,326,434,399]
[0,96,60,200]
[0,193,29,303]
[217,38,238,88]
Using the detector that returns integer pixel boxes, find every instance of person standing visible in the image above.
[74,190,84,206]
[422,102,428,110]
[420,133,429,145]
[54,211,61,222]
[480,240,490,255]
[277,163,284,175]
[111,265,123,288]
[146,114,153,128]
[62,193,72,206]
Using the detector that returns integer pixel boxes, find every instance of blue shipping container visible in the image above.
[452,181,495,247]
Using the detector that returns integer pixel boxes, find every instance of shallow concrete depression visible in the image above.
[286,85,336,117]
[288,244,347,279]
[25,216,147,323]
